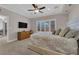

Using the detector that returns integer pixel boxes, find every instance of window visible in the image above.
[36,19,56,32]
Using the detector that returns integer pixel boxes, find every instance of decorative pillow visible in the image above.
[65,30,77,38]
[74,32,79,40]
[55,29,61,35]
[59,27,70,37]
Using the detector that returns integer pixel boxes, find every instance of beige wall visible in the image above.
[69,5,79,20]
[30,14,69,32]
[68,5,79,30]
[0,7,30,42]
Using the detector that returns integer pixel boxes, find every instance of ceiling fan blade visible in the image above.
[39,11,43,13]
[28,9,34,11]
[32,4,36,8]
[39,7,45,10]
[32,4,38,8]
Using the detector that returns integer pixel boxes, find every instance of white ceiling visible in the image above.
[0,4,70,18]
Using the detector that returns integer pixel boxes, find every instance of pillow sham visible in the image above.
[55,29,61,35]
[65,30,77,38]
[74,32,79,40]
[59,27,70,37]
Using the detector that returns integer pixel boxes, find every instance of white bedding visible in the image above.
[30,32,78,55]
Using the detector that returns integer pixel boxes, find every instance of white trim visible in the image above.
[7,39,17,43]
[0,15,9,42]
[6,16,9,42]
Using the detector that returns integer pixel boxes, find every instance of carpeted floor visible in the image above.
[0,39,39,55]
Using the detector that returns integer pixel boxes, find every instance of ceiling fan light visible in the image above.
[47,8,50,10]
[35,10,39,13]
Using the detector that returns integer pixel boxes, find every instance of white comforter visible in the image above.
[30,32,78,55]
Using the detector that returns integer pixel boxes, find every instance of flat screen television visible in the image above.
[18,22,27,28]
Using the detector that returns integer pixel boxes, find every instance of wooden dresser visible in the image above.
[17,31,31,40]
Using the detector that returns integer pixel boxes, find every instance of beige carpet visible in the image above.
[0,39,39,55]
[0,36,7,45]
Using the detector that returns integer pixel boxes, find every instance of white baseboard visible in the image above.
[7,39,17,42]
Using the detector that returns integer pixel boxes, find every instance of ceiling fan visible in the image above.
[28,4,46,14]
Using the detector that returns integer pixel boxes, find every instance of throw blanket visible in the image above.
[30,32,78,55]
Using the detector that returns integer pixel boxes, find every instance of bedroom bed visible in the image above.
[28,32,78,55]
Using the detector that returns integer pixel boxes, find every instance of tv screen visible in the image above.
[18,22,27,28]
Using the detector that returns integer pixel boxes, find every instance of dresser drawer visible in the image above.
[17,31,31,40]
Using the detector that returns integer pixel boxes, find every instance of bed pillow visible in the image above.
[65,30,77,38]
[74,32,79,40]
[59,27,70,37]
[55,29,61,35]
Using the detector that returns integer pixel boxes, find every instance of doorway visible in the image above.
[0,18,7,37]
[0,15,8,45]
